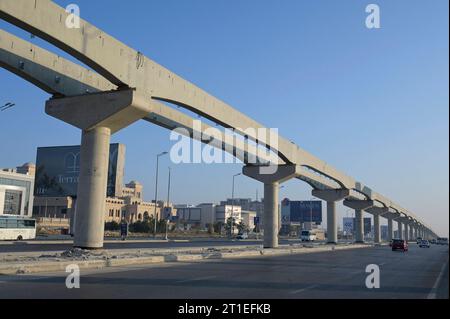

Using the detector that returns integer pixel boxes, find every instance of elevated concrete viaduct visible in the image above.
[0,0,439,248]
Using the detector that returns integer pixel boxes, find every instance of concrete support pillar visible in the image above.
[409,225,414,241]
[413,227,417,240]
[264,182,279,249]
[355,210,364,243]
[387,218,394,241]
[398,221,403,239]
[243,165,299,249]
[404,223,409,242]
[313,189,350,245]
[374,214,381,243]
[74,127,111,249]
[327,201,337,244]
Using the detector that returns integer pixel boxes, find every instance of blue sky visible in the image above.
[0,0,448,236]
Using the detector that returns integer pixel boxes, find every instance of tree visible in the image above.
[237,222,249,235]
[104,221,120,231]
[213,222,224,235]
[224,217,237,237]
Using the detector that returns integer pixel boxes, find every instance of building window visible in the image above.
[3,190,22,215]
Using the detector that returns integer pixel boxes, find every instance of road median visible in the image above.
[0,243,371,275]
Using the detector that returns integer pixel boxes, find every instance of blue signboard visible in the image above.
[120,222,128,237]
[283,200,322,223]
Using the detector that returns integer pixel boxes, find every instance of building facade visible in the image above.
[0,168,35,217]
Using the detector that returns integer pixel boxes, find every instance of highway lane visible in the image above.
[0,244,447,299]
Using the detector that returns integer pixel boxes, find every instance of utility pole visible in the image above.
[231,173,241,238]
[153,151,168,239]
[165,167,171,241]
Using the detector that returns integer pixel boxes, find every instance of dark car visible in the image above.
[392,239,408,252]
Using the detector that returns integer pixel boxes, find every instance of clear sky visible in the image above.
[0,0,448,236]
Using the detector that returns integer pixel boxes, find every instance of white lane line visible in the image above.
[176,276,216,284]
[290,284,319,295]
[427,256,449,299]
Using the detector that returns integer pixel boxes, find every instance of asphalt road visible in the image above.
[0,244,447,299]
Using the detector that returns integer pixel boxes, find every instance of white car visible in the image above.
[301,230,317,242]
[419,240,431,248]
[236,233,248,240]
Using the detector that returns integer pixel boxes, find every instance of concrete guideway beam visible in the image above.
[0,0,364,191]
[243,165,300,248]
[313,189,350,244]
[0,29,278,166]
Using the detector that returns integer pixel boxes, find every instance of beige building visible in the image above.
[33,196,74,218]
[241,210,257,230]
[34,179,174,225]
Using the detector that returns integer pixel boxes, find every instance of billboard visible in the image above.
[344,217,372,235]
[34,144,125,198]
[282,199,322,224]
[364,217,372,235]
[343,217,354,234]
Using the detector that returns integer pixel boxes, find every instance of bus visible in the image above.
[0,215,37,241]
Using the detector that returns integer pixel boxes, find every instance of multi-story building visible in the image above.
[0,167,35,217]
[241,210,257,230]
[215,205,242,224]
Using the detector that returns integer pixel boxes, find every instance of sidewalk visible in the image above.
[0,243,373,275]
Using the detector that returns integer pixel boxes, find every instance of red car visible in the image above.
[392,239,408,252]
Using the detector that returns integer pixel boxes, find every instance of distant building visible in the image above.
[215,205,242,224]
[0,168,35,217]
[33,179,167,225]
[241,210,257,231]
[381,225,389,241]
[16,162,36,176]
[280,199,322,234]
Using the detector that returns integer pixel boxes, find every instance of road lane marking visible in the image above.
[290,284,319,294]
[427,256,449,299]
[176,276,217,283]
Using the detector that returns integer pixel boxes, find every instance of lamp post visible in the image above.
[153,151,168,238]
[279,185,285,234]
[231,173,241,238]
[165,167,171,241]
[309,197,314,231]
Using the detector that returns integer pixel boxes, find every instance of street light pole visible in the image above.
[165,167,171,241]
[231,173,241,238]
[279,185,285,234]
[153,151,168,239]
